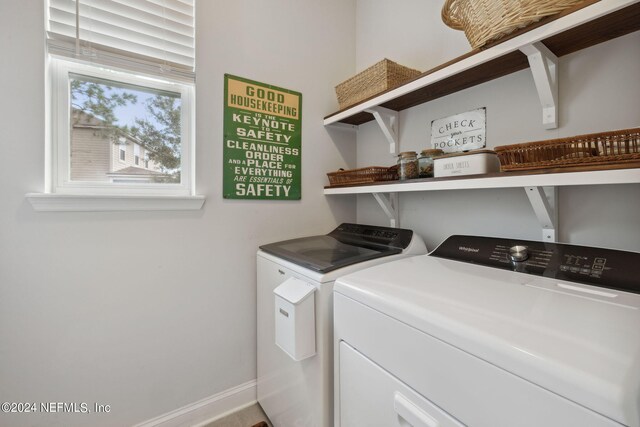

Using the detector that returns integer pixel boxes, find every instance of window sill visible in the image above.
[25,193,206,212]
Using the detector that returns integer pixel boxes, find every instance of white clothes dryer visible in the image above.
[334,235,640,427]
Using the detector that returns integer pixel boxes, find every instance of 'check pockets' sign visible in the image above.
[431,108,486,153]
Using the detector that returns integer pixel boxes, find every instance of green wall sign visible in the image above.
[223,74,302,200]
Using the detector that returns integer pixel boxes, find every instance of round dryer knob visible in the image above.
[509,245,529,262]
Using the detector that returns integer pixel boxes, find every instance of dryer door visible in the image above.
[339,341,463,427]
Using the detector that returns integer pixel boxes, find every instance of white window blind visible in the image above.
[47,0,195,81]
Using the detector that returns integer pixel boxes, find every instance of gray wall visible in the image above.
[0,1,356,426]
[1,1,638,426]
[353,0,640,252]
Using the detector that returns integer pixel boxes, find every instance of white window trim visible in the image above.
[26,193,205,212]
[27,58,203,212]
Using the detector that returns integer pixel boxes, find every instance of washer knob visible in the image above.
[509,245,529,262]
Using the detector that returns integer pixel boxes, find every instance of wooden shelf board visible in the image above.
[324,0,640,126]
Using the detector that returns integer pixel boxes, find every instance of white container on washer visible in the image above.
[434,149,501,177]
[273,277,317,361]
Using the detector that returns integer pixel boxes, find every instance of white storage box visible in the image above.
[434,149,500,177]
[273,277,317,361]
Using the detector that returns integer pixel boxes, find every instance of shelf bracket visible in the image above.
[364,106,399,155]
[525,186,558,242]
[520,42,558,129]
[372,192,399,228]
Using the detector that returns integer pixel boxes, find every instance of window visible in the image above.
[51,59,193,193]
[45,0,196,197]
[134,144,140,166]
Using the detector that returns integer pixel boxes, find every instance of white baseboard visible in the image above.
[133,379,257,427]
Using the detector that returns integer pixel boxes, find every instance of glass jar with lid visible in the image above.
[418,149,444,178]
[397,151,419,180]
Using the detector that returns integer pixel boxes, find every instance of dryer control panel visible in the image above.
[431,235,640,294]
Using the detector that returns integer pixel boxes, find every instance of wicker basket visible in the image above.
[335,59,421,110]
[327,166,398,187]
[442,0,586,49]
[494,128,640,172]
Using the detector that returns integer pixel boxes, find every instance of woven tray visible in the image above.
[442,0,586,49]
[494,128,640,172]
[327,166,398,187]
[335,59,421,110]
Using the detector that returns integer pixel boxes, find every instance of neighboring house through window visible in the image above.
[71,109,167,184]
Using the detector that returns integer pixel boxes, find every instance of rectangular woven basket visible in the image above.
[335,59,421,110]
[327,166,398,187]
[441,0,586,49]
[494,128,640,172]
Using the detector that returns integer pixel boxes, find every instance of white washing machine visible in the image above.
[257,223,427,426]
[334,235,640,427]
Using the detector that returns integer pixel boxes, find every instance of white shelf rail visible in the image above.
[325,169,640,195]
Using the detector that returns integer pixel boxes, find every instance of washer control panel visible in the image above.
[332,223,413,249]
[431,235,640,294]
